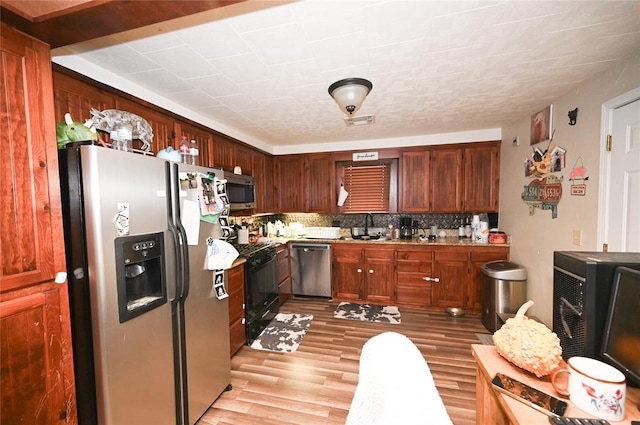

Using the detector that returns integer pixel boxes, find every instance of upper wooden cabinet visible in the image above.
[431,147,463,212]
[213,136,235,172]
[274,153,334,213]
[305,153,334,213]
[213,136,258,175]
[274,155,305,212]
[115,97,175,154]
[400,141,500,213]
[252,152,274,213]
[53,70,115,124]
[464,142,500,212]
[176,120,213,167]
[1,22,77,424]
[401,150,430,212]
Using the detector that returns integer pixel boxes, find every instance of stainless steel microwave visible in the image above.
[223,171,255,210]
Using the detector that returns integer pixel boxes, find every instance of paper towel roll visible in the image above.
[338,186,349,206]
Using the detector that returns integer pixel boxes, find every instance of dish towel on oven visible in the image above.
[346,332,453,425]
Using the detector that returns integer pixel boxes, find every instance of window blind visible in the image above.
[343,163,391,213]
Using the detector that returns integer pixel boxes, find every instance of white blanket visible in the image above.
[346,332,453,425]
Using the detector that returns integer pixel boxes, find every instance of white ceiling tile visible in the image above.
[174,20,250,60]
[52,0,640,150]
[211,53,272,84]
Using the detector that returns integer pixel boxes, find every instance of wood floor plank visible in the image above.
[199,298,487,425]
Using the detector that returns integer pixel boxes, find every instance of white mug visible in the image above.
[551,357,626,421]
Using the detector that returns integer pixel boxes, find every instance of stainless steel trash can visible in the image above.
[480,260,527,332]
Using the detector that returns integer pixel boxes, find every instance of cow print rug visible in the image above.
[333,302,401,324]
[250,313,313,353]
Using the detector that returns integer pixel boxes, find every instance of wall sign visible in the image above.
[521,175,563,218]
[353,151,378,161]
[569,157,589,196]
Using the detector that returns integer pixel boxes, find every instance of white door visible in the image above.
[599,91,640,252]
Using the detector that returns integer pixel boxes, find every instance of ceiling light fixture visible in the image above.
[328,78,373,116]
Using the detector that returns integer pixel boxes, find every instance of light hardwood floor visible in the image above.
[198,298,489,425]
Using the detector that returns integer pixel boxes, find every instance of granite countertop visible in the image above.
[259,236,510,247]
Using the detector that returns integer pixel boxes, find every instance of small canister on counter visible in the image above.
[489,230,507,244]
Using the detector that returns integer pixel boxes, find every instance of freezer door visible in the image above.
[173,165,231,424]
[80,146,176,425]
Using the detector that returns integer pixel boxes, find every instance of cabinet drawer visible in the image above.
[333,245,362,258]
[434,249,468,261]
[469,249,509,262]
[396,249,433,261]
[397,271,434,286]
[276,256,289,283]
[397,285,432,307]
[227,265,244,293]
[397,260,432,273]
[228,289,244,323]
[276,245,288,261]
[364,247,395,259]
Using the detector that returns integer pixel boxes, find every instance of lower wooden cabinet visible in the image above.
[227,263,245,357]
[433,247,469,309]
[396,247,435,308]
[332,245,396,303]
[276,244,291,305]
[333,242,510,312]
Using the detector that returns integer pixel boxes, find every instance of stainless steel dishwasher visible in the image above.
[290,243,332,297]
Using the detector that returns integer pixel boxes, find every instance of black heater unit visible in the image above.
[552,251,640,360]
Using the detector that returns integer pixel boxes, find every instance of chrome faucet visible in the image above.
[364,213,374,236]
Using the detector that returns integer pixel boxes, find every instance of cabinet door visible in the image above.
[227,264,245,356]
[305,153,334,213]
[364,248,396,303]
[53,69,115,125]
[431,148,463,212]
[115,97,174,154]
[235,145,254,176]
[332,246,363,300]
[1,22,76,424]
[464,142,500,212]
[468,248,509,311]
[213,136,236,172]
[177,121,213,167]
[396,248,434,308]
[276,244,291,305]
[401,150,430,212]
[433,249,468,308]
[275,155,304,212]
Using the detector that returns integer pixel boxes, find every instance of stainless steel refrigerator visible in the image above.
[59,144,230,425]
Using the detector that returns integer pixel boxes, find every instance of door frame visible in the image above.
[597,86,640,250]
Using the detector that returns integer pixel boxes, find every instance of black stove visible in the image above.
[235,242,279,345]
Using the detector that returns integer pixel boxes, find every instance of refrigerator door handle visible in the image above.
[166,162,184,302]
[171,162,190,301]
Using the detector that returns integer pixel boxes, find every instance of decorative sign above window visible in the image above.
[353,152,378,161]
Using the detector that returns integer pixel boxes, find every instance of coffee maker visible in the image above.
[399,217,413,240]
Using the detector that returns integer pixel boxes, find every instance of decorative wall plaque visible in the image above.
[521,175,563,218]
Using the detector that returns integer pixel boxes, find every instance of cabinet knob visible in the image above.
[423,276,440,283]
[369,269,374,274]
[55,272,67,284]
[357,269,362,273]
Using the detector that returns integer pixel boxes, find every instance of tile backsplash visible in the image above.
[237,212,498,232]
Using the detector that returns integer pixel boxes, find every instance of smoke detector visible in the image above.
[344,114,375,127]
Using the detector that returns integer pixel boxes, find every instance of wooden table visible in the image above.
[472,344,640,424]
